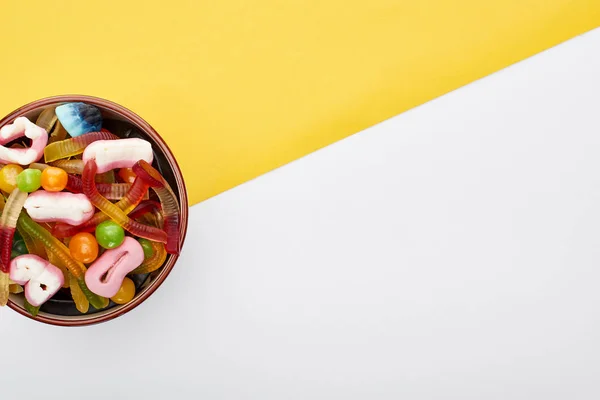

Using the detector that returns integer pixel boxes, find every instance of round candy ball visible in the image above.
[95,221,125,249]
[16,168,41,193]
[69,232,100,264]
[138,238,154,259]
[41,166,68,192]
[110,277,136,305]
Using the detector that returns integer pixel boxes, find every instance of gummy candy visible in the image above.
[69,272,89,314]
[35,106,58,133]
[9,283,23,294]
[131,240,167,275]
[131,213,168,274]
[133,160,181,254]
[55,102,102,138]
[46,249,70,289]
[23,298,40,317]
[49,159,84,174]
[15,226,46,258]
[129,200,161,220]
[24,191,94,225]
[48,121,68,144]
[0,189,28,272]
[25,263,64,307]
[9,254,47,285]
[0,117,48,165]
[64,174,143,200]
[82,159,167,243]
[83,138,153,174]
[85,237,144,298]
[96,170,116,184]
[44,129,117,162]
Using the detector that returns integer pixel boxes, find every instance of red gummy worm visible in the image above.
[129,200,162,220]
[0,227,15,273]
[82,160,167,243]
[133,161,181,255]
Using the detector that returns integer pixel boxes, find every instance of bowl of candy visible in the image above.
[0,95,188,326]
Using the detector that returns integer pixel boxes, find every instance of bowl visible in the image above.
[0,95,188,326]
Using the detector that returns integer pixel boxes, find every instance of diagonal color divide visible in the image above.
[0,1,598,205]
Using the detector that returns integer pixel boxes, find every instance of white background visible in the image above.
[1,28,599,400]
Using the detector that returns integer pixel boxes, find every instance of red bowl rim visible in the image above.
[0,94,189,327]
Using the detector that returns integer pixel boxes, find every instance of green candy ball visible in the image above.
[95,221,125,249]
[16,169,42,193]
[138,238,155,259]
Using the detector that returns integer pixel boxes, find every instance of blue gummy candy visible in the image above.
[55,102,102,137]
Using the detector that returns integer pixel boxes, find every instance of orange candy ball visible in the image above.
[69,232,99,264]
[41,166,68,192]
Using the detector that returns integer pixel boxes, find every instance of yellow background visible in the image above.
[0,1,598,205]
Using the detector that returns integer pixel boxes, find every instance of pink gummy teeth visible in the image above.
[9,255,47,286]
[9,255,64,307]
[24,191,94,226]
[85,237,144,298]
[25,264,64,307]
[82,138,153,174]
[0,117,48,165]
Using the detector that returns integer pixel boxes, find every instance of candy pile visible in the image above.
[0,102,181,315]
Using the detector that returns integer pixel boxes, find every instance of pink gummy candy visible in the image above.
[24,191,95,226]
[82,138,153,174]
[0,117,48,165]
[25,264,64,307]
[9,254,64,307]
[84,237,144,298]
